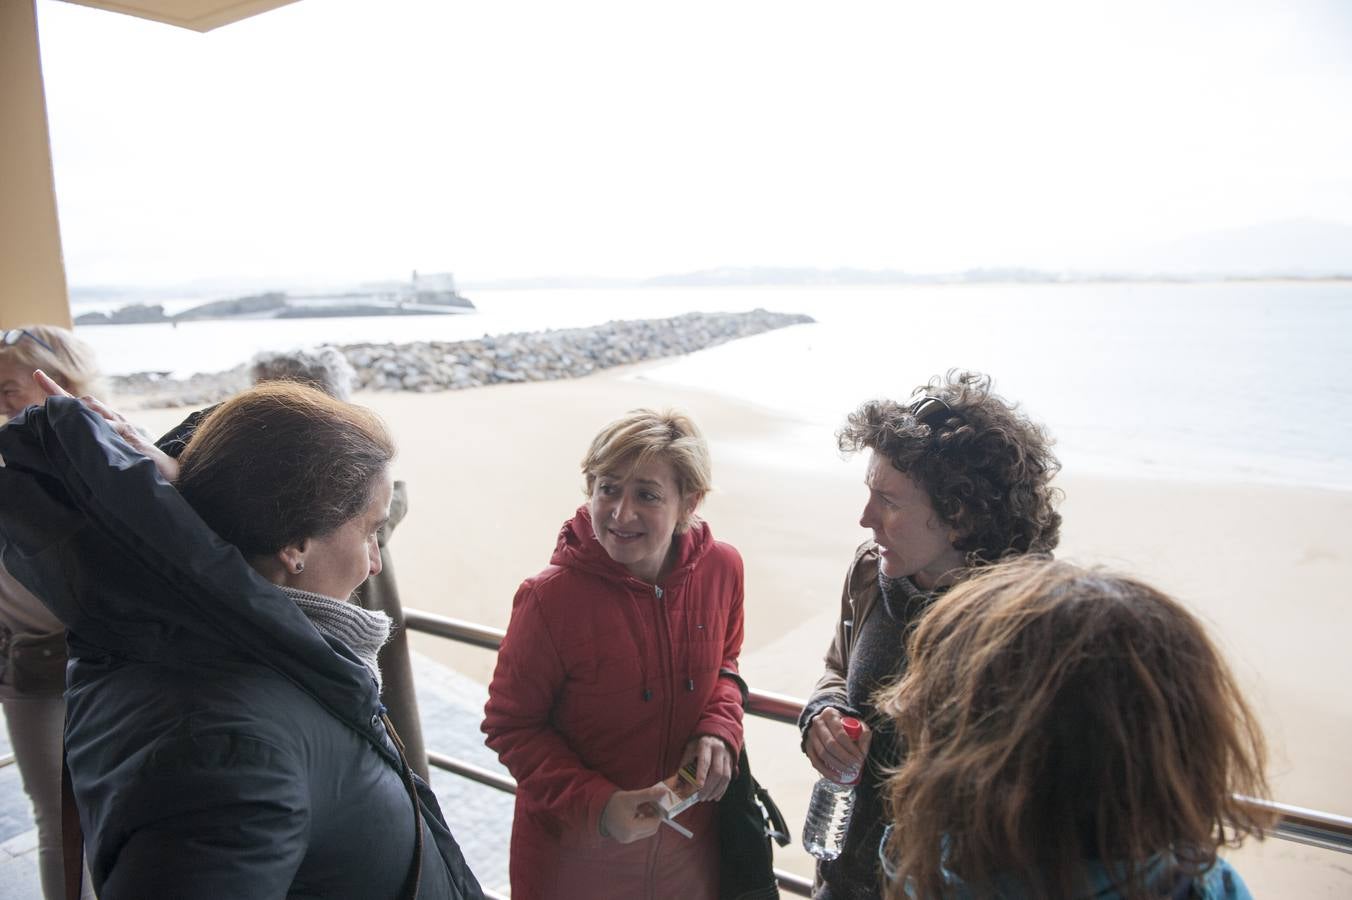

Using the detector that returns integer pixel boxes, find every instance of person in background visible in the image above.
[0,325,102,900]
[482,409,745,900]
[0,382,483,898]
[876,557,1270,899]
[251,346,358,399]
[155,346,359,457]
[800,371,1062,898]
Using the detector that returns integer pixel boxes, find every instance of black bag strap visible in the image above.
[718,666,789,848]
[382,712,425,900]
[753,781,791,847]
[718,667,750,706]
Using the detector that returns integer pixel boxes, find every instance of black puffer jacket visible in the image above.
[0,398,483,900]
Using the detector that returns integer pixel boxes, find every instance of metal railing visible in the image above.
[8,610,1342,896]
[403,607,1352,887]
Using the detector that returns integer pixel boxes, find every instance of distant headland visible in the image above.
[76,271,473,326]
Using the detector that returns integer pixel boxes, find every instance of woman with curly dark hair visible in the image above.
[798,370,1062,899]
[877,557,1269,899]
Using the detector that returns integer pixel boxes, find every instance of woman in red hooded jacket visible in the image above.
[482,408,745,899]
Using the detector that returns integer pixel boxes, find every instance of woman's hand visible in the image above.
[599,783,669,843]
[680,734,733,802]
[33,370,181,483]
[805,707,871,781]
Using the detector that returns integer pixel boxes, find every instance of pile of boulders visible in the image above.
[109,309,813,408]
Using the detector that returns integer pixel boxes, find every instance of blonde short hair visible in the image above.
[0,324,103,397]
[581,408,712,530]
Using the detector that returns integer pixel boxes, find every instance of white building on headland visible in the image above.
[411,270,456,295]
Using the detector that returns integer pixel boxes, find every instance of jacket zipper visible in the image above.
[646,580,673,899]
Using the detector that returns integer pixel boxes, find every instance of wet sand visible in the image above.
[128,364,1352,895]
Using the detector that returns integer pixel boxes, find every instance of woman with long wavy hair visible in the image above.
[877,557,1270,899]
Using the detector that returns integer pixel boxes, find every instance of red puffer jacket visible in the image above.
[482,505,745,900]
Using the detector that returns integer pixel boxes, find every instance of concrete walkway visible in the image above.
[0,653,513,898]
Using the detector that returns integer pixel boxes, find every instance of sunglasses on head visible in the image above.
[2,329,56,354]
[910,395,955,428]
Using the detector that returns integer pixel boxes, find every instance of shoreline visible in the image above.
[122,362,1352,895]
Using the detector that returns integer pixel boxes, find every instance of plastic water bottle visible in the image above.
[802,716,864,860]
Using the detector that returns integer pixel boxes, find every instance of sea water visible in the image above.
[74,281,1352,490]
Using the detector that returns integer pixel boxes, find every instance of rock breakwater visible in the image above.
[110,309,814,409]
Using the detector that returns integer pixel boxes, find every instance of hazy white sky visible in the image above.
[36,0,1352,285]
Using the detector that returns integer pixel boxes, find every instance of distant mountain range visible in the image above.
[460,220,1351,288]
[1102,218,1352,277]
[641,267,1095,287]
[72,220,1351,297]
[646,221,1352,286]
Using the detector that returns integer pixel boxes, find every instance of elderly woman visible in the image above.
[0,325,102,900]
[877,558,1270,899]
[482,408,746,900]
[0,382,482,899]
[800,371,1062,899]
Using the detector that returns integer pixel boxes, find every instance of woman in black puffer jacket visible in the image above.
[0,382,483,900]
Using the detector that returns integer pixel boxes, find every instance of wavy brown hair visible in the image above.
[838,371,1061,566]
[176,382,395,557]
[877,558,1271,899]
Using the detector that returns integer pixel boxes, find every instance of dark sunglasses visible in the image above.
[910,395,955,428]
[2,328,56,354]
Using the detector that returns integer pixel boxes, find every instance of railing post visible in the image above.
[355,481,430,780]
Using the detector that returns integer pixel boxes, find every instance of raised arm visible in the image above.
[32,369,181,482]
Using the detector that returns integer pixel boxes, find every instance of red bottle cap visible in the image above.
[841,717,863,742]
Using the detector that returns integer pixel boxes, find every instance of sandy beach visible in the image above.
[128,362,1352,896]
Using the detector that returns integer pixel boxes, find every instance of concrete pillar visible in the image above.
[1,0,72,329]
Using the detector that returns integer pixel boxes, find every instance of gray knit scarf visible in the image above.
[282,587,392,689]
[877,565,935,624]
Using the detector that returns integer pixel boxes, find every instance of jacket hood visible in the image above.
[0,398,381,733]
[550,504,714,587]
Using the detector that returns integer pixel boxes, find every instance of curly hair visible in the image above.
[877,558,1271,900]
[838,371,1061,565]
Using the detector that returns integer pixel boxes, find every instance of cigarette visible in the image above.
[659,815,693,839]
